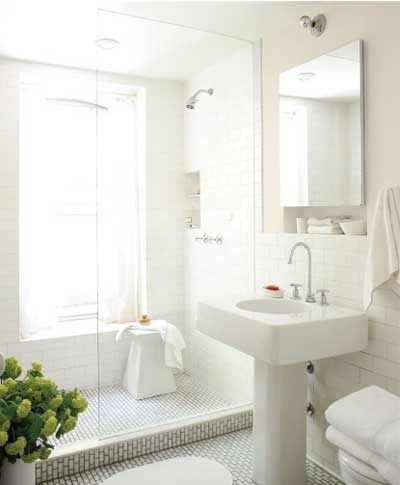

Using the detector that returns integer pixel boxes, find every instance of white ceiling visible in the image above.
[96,10,245,80]
[0,0,324,80]
[99,1,324,41]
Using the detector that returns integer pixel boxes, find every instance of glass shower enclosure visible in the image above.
[1,3,257,454]
[93,9,256,441]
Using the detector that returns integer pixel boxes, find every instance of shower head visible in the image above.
[185,88,214,110]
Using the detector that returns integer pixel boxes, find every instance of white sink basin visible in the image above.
[236,298,310,314]
[196,295,368,485]
[197,296,367,366]
[197,297,368,485]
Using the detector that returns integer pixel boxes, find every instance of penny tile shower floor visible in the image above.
[54,374,231,446]
[46,428,343,485]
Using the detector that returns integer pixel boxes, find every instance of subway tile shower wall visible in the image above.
[183,44,255,405]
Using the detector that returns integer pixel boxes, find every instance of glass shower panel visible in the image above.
[96,8,255,439]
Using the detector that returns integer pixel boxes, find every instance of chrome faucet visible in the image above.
[288,242,316,303]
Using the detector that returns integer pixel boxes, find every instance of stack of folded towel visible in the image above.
[307,216,350,234]
[325,386,400,484]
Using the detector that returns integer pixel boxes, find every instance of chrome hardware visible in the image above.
[195,233,208,243]
[288,242,315,303]
[299,14,327,37]
[207,234,223,245]
[306,402,315,417]
[195,233,223,245]
[316,289,329,306]
[290,283,302,300]
[306,361,314,374]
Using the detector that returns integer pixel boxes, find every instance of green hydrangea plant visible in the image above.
[0,356,88,471]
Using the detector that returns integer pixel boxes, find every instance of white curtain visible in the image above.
[97,93,147,323]
[20,84,146,337]
[20,87,58,339]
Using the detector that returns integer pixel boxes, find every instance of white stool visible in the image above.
[103,457,232,485]
[122,329,176,399]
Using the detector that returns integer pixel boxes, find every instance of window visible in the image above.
[20,76,145,339]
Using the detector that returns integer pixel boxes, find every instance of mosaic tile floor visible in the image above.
[54,374,231,446]
[45,428,343,485]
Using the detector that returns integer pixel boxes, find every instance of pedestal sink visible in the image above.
[196,296,368,485]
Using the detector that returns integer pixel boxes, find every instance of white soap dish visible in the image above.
[263,286,285,298]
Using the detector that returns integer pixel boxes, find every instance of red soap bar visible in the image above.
[265,285,280,291]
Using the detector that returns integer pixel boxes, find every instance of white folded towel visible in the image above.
[307,225,344,235]
[325,386,400,465]
[308,216,350,227]
[326,426,400,485]
[115,320,186,371]
[363,186,400,310]
[375,419,400,471]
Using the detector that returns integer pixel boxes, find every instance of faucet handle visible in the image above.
[316,289,329,306]
[290,283,302,300]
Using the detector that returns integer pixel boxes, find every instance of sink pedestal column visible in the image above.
[253,361,307,485]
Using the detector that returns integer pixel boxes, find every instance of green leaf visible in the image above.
[4,403,17,419]
[26,414,43,443]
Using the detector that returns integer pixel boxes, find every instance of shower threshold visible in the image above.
[37,402,253,483]
[51,373,251,452]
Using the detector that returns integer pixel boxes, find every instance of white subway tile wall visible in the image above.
[183,44,255,404]
[280,96,360,206]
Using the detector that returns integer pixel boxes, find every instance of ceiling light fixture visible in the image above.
[299,14,327,37]
[95,38,120,50]
[297,72,316,82]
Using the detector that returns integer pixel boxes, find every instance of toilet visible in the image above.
[102,457,232,484]
[339,450,389,485]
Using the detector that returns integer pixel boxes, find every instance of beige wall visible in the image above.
[262,2,400,231]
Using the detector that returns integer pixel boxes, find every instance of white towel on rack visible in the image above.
[363,186,400,310]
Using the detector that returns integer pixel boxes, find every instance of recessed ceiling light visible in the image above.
[297,72,316,82]
[95,38,120,50]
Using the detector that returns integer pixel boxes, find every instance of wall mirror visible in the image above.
[279,40,364,207]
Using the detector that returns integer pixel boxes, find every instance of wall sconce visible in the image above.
[299,14,327,37]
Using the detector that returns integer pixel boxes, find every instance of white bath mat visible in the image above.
[103,457,232,484]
